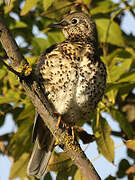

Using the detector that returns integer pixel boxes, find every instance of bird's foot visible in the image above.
[57,115,62,127]
[54,112,76,142]
[54,112,68,129]
[54,112,62,127]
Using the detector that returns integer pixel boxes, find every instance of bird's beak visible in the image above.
[49,21,69,29]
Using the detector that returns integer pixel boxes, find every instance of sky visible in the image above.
[0,1,135,180]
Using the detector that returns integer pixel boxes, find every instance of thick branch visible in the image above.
[0,17,101,180]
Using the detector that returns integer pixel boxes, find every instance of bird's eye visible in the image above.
[71,18,78,24]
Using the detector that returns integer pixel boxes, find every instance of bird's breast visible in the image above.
[39,43,106,125]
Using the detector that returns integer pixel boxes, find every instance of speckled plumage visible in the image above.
[37,41,106,125]
[27,12,107,178]
[37,12,106,125]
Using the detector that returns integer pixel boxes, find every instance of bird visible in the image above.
[27,12,107,178]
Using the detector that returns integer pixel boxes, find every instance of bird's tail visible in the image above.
[27,114,55,178]
[27,138,54,178]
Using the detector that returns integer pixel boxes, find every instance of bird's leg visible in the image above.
[54,112,76,141]
[54,112,63,127]
[71,127,75,141]
[57,115,62,127]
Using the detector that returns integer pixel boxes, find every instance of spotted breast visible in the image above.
[37,41,106,125]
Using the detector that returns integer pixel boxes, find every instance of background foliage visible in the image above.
[0,0,135,179]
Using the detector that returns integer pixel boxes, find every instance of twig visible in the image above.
[121,0,135,18]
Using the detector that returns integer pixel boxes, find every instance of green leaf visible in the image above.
[26,56,38,65]
[8,71,19,87]
[43,0,55,11]
[8,104,34,160]
[115,71,135,98]
[104,48,132,67]
[0,115,5,127]
[105,175,116,180]
[118,71,135,83]
[106,81,135,93]
[106,72,117,104]
[105,89,117,105]
[0,89,20,104]
[32,37,51,55]
[12,107,24,123]
[8,117,33,160]
[47,152,72,172]
[56,169,69,180]
[117,159,130,178]
[125,140,135,152]
[95,18,125,47]
[74,169,85,180]
[4,0,15,13]
[118,82,135,99]
[105,57,133,104]
[92,116,114,162]
[17,103,35,121]
[57,164,77,180]
[109,58,132,82]
[111,109,134,139]
[43,0,72,19]
[44,172,52,180]
[0,67,6,79]
[21,0,40,16]
[83,0,92,6]
[10,21,27,29]
[47,30,65,44]
[10,153,29,179]
[91,1,118,15]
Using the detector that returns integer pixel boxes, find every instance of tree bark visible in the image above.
[0,17,101,180]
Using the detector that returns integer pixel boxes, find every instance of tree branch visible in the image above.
[0,17,26,70]
[0,17,101,180]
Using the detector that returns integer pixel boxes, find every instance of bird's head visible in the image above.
[50,12,98,44]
